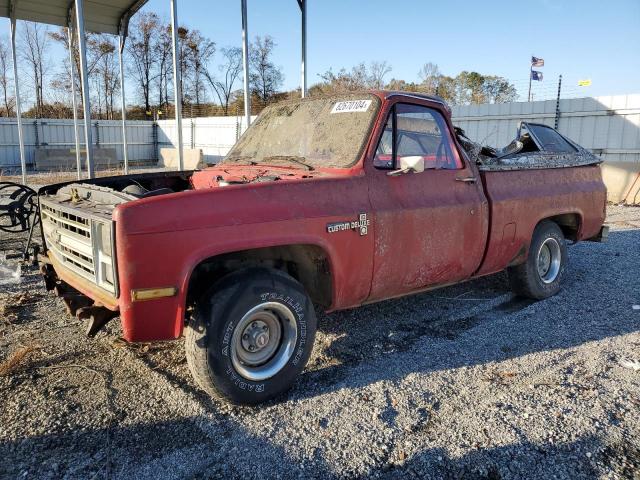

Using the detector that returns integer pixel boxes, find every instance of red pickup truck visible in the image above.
[38,91,607,404]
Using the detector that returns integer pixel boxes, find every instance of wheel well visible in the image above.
[546,213,582,241]
[186,244,333,309]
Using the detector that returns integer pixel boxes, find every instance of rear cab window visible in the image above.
[524,123,577,153]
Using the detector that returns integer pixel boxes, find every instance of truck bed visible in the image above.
[476,164,606,276]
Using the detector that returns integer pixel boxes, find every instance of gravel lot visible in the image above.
[1,205,639,480]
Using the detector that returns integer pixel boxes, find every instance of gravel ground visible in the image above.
[1,205,639,480]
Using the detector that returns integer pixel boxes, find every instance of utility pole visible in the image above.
[241,0,251,129]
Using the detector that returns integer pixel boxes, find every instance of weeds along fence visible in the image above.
[0,95,638,171]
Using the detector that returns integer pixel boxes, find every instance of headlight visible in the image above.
[92,220,117,294]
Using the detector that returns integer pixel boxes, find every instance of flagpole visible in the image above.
[528,56,532,102]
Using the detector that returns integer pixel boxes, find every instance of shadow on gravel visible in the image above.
[290,229,640,402]
[0,415,333,479]
[374,433,638,480]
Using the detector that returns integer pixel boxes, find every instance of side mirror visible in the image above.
[387,156,425,176]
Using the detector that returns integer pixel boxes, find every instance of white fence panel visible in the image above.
[0,118,156,168]
[1,95,638,171]
[156,116,254,164]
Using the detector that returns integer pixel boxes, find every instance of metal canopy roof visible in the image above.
[0,0,306,182]
[0,0,148,35]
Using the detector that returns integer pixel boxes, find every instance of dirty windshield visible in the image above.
[222,94,381,169]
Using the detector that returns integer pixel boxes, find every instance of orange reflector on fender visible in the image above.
[131,287,178,302]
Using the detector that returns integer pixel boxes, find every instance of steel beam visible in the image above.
[118,35,129,174]
[299,0,307,98]
[170,0,184,170]
[74,0,94,178]
[118,0,149,40]
[9,3,26,184]
[67,27,82,180]
[118,2,150,175]
[241,0,250,129]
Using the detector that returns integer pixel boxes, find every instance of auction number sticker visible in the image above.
[330,99,372,114]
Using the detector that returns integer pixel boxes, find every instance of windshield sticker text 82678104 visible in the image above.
[330,100,372,114]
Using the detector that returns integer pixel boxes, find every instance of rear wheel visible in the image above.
[185,267,317,405]
[508,220,567,300]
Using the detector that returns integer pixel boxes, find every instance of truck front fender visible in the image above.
[116,217,373,342]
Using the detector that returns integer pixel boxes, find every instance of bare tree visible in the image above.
[19,22,50,117]
[205,46,242,115]
[368,61,392,89]
[417,62,442,95]
[249,35,283,103]
[185,30,215,107]
[482,75,518,104]
[127,12,159,117]
[94,36,119,119]
[0,38,14,116]
[177,26,191,105]
[314,63,369,94]
[49,28,124,117]
[157,24,173,108]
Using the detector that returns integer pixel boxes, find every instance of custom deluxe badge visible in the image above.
[327,213,370,236]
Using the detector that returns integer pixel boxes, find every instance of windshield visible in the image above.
[222,93,381,169]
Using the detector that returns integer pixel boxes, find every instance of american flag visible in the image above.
[531,56,545,67]
[531,70,543,81]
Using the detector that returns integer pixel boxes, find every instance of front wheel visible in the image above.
[185,267,317,405]
[507,220,567,300]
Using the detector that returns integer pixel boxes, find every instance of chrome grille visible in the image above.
[41,200,117,295]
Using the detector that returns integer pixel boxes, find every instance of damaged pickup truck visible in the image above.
[38,91,608,404]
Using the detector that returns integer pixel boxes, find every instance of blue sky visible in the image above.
[38,0,640,101]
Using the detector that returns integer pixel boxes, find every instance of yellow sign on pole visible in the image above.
[578,79,592,87]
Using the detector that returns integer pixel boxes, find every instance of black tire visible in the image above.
[185,267,317,405]
[507,220,567,300]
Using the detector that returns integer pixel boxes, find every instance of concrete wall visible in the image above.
[159,148,204,169]
[156,116,255,165]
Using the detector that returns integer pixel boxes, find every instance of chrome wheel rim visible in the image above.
[230,302,298,381]
[537,238,561,284]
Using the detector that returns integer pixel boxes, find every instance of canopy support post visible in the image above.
[8,10,26,184]
[74,0,94,178]
[118,35,129,174]
[298,0,307,98]
[67,27,82,180]
[241,0,250,129]
[170,0,183,170]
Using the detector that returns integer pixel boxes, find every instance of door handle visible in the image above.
[455,176,477,184]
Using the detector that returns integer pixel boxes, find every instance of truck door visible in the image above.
[366,101,488,301]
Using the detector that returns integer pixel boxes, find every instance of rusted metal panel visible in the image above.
[48,252,119,311]
[476,165,606,276]
[113,174,375,342]
[363,95,488,301]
